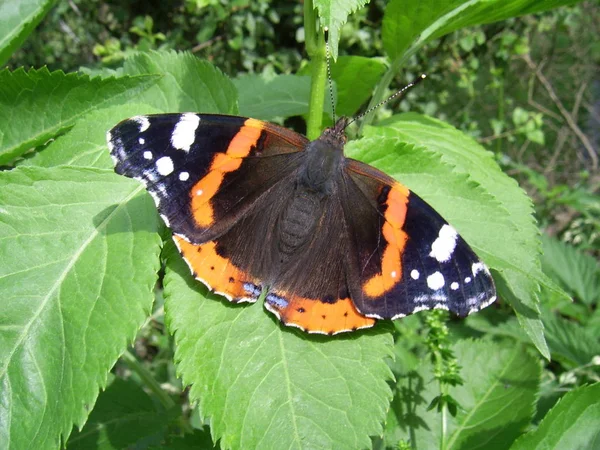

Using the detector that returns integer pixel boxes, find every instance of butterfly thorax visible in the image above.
[273,121,346,266]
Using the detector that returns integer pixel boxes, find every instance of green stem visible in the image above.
[304,0,317,57]
[304,0,326,139]
[433,348,448,450]
[440,382,448,450]
[122,350,174,409]
[496,70,505,155]
[121,350,193,433]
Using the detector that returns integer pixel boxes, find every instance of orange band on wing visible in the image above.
[173,235,259,302]
[265,291,376,334]
[363,183,409,298]
[190,119,264,227]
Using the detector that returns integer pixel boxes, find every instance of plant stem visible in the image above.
[304,0,317,57]
[121,350,193,433]
[440,381,448,450]
[122,350,174,409]
[496,70,505,156]
[304,0,326,140]
[433,348,448,450]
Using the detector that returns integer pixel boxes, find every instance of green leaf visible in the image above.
[66,377,169,450]
[347,113,552,357]
[301,56,387,118]
[20,52,237,170]
[382,0,583,62]
[22,104,162,169]
[541,234,600,306]
[164,242,394,450]
[384,340,540,450]
[151,430,218,450]
[313,0,369,59]
[541,310,600,368]
[234,74,313,120]
[466,308,600,367]
[0,167,162,449]
[510,383,600,450]
[0,0,56,66]
[121,50,238,114]
[0,68,159,165]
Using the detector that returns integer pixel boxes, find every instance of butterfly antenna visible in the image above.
[346,74,427,127]
[324,27,336,123]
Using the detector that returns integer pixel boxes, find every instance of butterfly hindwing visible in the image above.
[342,159,496,320]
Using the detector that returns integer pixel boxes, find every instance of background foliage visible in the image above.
[1,0,599,449]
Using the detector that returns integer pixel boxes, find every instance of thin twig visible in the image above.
[191,35,224,53]
[545,126,569,175]
[522,53,598,170]
[572,80,589,123]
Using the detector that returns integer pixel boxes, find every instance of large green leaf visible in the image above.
[384,340,540,449]
[541,310,600,368]
[234,74,313,120]
[541,234,600,306]
[22,104,162,169]
[164,243,394,450]
[66,377,169,450]
[0,0,56,66]
[0,68,159,166]
[313,0,369,59]
[121,51,238,114]
[510,383,600,450]
[0,167,162,449]
[349,113,554,357]
[382,0,584,62]
[20,51,237,170]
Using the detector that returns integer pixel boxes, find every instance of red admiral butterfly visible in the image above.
[108,112,496,334]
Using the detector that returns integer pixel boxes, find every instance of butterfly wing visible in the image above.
[108,113,309,302]
[341,159,496,319]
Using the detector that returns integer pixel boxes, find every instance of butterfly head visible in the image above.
[319,117,349,150]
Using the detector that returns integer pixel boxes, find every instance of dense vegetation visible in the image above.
[1,0,598,449]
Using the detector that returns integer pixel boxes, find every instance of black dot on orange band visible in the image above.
[297,307,305,313]
[228,277,234,283]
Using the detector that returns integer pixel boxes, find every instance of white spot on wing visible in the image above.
[155,156,174,175]
[410,269,420,280]
[427,272,445,290]
[451,282,459,290]
[171,113,200,152]
[143,151,153,160]
[106,131,114,151]
[429,224,458,262]
[160,214,170,227]
[465,276,472,283]
[391,271,397,278]
[179,171,190,181]
[139,137,145,145]
[472,262,486,276]
[196,189,203,196]
[132,116,150,132]
[148,190,161,207]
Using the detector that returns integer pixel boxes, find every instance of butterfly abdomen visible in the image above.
[277,188,324,258]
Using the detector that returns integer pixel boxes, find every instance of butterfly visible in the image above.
[107,112,496,334]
